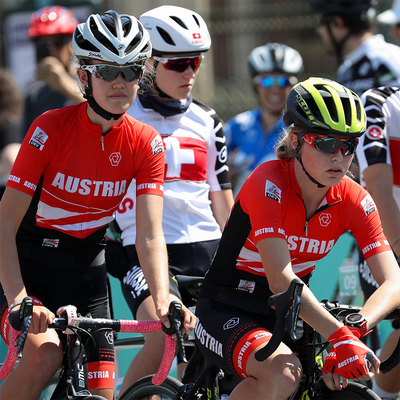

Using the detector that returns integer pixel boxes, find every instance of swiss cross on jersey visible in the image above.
[163,135,207,182]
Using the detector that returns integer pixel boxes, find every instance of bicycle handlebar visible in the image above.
[254,282,400,374]
[255,278,304,362]
[0,298,183,385]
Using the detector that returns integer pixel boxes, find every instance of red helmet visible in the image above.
[28,6,78,38]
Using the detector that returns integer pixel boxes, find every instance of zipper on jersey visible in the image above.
[304,221,309,236]
[101,134,105,151]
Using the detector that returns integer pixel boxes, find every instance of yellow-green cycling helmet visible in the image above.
[283,77,366,138]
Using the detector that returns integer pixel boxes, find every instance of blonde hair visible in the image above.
[275,125,304,159]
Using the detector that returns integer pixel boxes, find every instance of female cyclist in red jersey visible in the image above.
[194,77,400,399]
[0,10,194,400]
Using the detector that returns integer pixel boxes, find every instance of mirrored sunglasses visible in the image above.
[302,134,358,156]
[253,75,294,89]
[153,55,204,73]
[81,64,145,82]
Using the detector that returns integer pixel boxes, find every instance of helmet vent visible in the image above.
[126,29,144,54]
[101,12,118,37]
[169,16,188,30]
[156,26,176,46]
[192,14,201,28]
[74,29,100,53]
[121,16,133,37]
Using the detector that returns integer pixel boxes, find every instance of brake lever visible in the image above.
[8,297,33,358]
[162,300,187,363]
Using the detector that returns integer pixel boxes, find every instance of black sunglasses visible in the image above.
[81,64,146,82]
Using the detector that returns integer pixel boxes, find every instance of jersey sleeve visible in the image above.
[344,180,392,259]
[206,112,232,191]
[239,163,287,242]
[133,123,165,197]
[6,114,54,196]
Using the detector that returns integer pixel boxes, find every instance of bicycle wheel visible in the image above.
[119,375,184,400]
[320,382,381,400]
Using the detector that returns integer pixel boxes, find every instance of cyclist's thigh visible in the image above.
[195,297,276,379]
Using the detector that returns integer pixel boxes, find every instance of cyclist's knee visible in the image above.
[248,350,302,394]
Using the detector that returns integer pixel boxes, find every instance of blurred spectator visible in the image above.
[224,43,303,196]
[22,5,84,138]
[311,0,400,96]
[0,68,22,192]
[377,0,400,45]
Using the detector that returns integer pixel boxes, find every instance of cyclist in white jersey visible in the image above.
[105,6,234,396]
[224,43,303,196]
[356,86,400,400]
[311,0,400,96]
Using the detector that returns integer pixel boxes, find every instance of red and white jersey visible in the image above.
[357,86,400,211]
[116,97,231,245]
[7,102,164,242]
[208,159,390,283]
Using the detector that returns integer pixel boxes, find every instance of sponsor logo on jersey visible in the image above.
[319,213,332,227]
[52,172,126,196]
[361,194,376,216]
[366,125,384,140]
[195,320,223,357]
[29,127,48,150]
[42,238,59,248]
[223,317,240,330]
[151,135,164,155]
[109,152,121,166]
[237,279,255,293]
[265,180,281,203]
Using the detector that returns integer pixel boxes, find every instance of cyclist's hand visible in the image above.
[181,304,196,336]
[30,305,55,334]
[323,366,349,391]
[322,326,379,380]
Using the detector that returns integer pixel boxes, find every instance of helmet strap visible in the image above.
[83,72,124,121]
[325,20,352,65]
[295,131,325,189]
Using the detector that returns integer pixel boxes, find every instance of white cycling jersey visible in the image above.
[115,95,231,246]
[337,34,400,96]
[357,86,400,211]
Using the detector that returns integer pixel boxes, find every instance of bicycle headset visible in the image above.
[72,10,152,121]
[283,77,366,188]
[138,5,211,99]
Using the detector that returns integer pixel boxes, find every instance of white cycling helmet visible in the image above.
[248,43,304,78]
[139,5,211,55]
[72,10,152,64]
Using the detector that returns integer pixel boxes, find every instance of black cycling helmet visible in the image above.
[283,77,366,139]
[310,0,372,16]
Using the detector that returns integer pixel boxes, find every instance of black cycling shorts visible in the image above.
[0,244,114,389]
[106,239,219,318]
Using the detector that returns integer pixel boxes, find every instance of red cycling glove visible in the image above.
[322,326,378,379]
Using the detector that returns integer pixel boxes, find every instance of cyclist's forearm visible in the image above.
[361,251,400,327]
